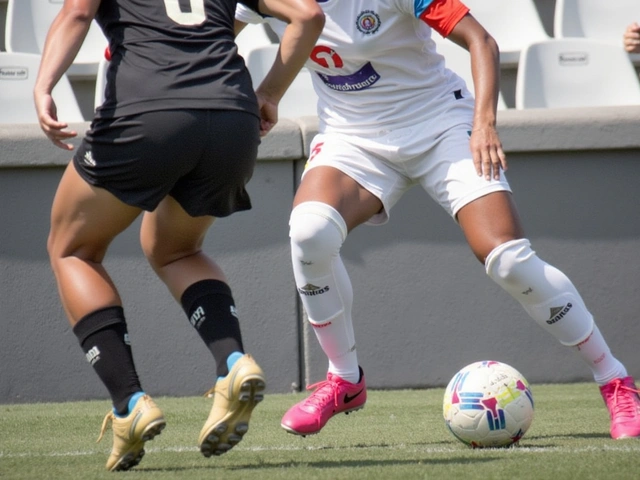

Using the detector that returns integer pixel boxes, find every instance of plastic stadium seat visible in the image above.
[435,40,508,110]
[554,0,640,64]
[0,52,84,124]
[244,44,318,119]
[235,23,276,60]
[459,0,550,66]
[515,39,640,109]
[5,0,107,80]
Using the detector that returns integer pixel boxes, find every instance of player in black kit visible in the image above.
[34,0,324,471]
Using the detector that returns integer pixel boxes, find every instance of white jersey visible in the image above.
[236,0,471,135]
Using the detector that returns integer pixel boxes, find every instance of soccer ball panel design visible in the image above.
[443,360,534,448]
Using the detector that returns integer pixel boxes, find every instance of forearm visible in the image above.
[34,7,95,96]
[468,34,500,130]
[255,0,324,102]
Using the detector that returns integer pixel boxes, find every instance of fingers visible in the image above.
[259,120,275,137]
[471,128,507,181]
[40,116,78,150]
[624,23,640,53]
[256,94,279,137]
[477,147,506,180]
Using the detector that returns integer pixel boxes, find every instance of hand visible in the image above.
[256,91,279,137]
[34,92,77,150]
[469,125,507,181]
[623,22,640,54]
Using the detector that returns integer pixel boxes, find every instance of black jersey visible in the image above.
[94,0,260,118]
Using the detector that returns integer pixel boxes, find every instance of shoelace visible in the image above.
[97,411,115,443]
[605,379,640,418]
[304,379,342,408]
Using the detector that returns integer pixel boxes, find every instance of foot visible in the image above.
[600,376,640,439]
[97,393,166,471]
[198,353,266,457]
[281,367,366,436]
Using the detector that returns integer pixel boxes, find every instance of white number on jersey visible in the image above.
[163,0,206,26]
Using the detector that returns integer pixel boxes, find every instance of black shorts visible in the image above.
[74,109,260,217]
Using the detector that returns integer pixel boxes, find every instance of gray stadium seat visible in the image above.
[0,52,84,124]
[5,0,107,80]
[554,0,640,65]
[515,39,640,109]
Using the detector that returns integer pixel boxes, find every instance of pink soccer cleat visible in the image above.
[281,368,366,436]
[600,376,640,439]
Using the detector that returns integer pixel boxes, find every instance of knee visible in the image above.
[289,202,347,262]
[485,238,536,285]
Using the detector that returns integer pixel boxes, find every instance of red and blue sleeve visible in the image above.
[415,0,470,37]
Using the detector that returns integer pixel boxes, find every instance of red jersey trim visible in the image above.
[419,0,470,38]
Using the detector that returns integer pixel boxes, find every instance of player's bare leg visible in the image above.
[141,196,265,456]
[48,162,141,324]
[49,162,165,471]
[458,191,640,439]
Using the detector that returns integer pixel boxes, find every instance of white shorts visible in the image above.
[303,101,512,225]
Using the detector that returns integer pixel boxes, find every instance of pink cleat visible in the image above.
[281,368,366,436]
[600,376,640,439]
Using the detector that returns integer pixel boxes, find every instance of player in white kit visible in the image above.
[237,0,640,439]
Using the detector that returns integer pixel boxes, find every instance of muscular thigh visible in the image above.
[457,191,526,263]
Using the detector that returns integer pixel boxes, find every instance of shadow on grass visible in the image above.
[526,432,611,441]
[139,455,500,473]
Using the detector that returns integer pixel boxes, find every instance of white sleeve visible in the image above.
[235,3,266,24]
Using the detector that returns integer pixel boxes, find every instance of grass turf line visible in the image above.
[1,383,640,479]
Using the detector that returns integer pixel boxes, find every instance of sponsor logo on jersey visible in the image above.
[85,346,100,365]
[298,283,330,296]
[546,303,573,325]
[230,305,238,319]
[356,10,381,35]
[317,62,381,92]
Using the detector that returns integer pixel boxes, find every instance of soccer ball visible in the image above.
[443,360,534,448]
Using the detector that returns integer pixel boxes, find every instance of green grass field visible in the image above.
[1,383,639,479]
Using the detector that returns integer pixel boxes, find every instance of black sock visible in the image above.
[181,279,244,377]
[73,306,142,415]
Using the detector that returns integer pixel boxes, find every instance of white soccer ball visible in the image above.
[443,360,534,448]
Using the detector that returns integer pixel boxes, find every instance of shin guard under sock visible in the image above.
[73,306,142,415]
[181,279,244,378]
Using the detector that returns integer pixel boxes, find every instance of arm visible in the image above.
[447,14,506,181]
[623,22,640,54]
[250,0,325,135]
[34,0,101,150]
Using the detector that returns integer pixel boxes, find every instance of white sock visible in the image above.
[486,238,626,384]
[573,325,627,385]
[290,202,359,383]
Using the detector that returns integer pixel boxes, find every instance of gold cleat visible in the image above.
[198,354,266,457]
[97,394,166,471]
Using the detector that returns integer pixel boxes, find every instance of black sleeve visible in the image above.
[238,0,260,13]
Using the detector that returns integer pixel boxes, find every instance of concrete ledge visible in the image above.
[3,107,640,169]
[0,118,306,168]
[497,106,640,152]
[294,106,640,156]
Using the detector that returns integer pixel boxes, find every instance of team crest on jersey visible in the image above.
[356,10,381,35]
